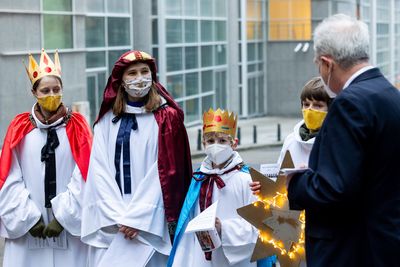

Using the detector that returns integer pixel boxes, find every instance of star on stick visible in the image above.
[237,151,306,267]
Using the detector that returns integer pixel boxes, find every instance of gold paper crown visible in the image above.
[203,108,238,138]
[123,50,152,61]
[25,49,62,85]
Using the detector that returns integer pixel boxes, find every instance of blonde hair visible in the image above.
[112,84,161,117]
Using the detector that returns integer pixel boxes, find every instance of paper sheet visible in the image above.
[98,232,155,267]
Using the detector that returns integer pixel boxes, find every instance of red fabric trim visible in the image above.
[66,112,93,181]
[0,113,34,189]
[155,106,192,223]
[0,112,92,189]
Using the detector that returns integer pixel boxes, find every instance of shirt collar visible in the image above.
[343,65,375,90]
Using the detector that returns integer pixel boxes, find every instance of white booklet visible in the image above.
[259,163,280,181]
[28,230,68,250]
[279,168,309,176]
[98,232,154,267]
[185,201,221,252]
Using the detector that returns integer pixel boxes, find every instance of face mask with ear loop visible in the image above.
[320,61,337,98]
[205,144,234,165]
[302,108,328,131]
[36,94,63,112]
[123,76,153,98]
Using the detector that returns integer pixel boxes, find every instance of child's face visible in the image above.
[302,98,328,112]
[203,132,233,148]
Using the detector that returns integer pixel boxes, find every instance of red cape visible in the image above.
[0,112,92,189]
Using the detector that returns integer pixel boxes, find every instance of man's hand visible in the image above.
[249,181,261,195]
[43,218,64,237]
[29,217,46,238]
[119,225,139,240]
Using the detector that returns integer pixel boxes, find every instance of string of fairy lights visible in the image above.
[254,191,306,260]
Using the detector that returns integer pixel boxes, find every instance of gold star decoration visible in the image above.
[237,151,306,267]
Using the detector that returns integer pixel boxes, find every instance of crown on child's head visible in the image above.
[203,108,238,139]
[25,49,62,85]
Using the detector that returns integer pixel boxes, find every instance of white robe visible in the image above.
[81,105,171,267]
[172,152,258,267]
[0,106,88,267]
[277,120,315,168]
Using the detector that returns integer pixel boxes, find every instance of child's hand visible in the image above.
[249,181,261,195]
[119,225,139,240]
[215,217,222,237]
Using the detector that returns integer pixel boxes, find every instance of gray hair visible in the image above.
[313,14,370,69]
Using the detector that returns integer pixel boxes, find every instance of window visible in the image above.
[165,0,182,15]
[201,70,213,92]
[200,0,213,16]
[215,21,226,41]
[108,18,130,46]
[185,46,198,69]
[201,46,213,67]
[108,49,129,71]
[201,21,213,42]
[167,74,184,98]
[202,95,214,112]
[86,51,106,68]
[185,20,198,42]
[184,0,198,16]
[85,17,105,47]
[166,20,183,43]
[186,72,199,96]
[107,0,130,13]
[185,98,199,123]
[167,48,183,71]
[268,0,311,41]
[86,0,104,13]
[43,15,73,49]
[43,0,72,11]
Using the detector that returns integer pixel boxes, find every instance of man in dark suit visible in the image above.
[287,14,400,266]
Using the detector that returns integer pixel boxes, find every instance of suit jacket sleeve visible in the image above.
[288,95,371,210]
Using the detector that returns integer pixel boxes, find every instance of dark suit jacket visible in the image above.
[288,68,400,267]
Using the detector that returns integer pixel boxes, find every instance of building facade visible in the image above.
[0,0,400,142]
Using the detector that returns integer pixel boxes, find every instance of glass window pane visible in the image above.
[215,21,226,41]
[86,0,104,13]
[86,51,106,68]
[107,0,129,13]
[87,76,96,123]
[152,0,158,15]
[247,22,256,40]
[202,95,214,113]
[108,50,128,71]
[167,74,184,98]
[201,21,213,42]
[166,20,183,43]
[258,42,264,58]
[200,0,213,16]
[201,70,213,92]
[43,0,72,11]
[152,19,158,44]
[185,20,198,42]
[108,18,130,46]
[247,43,256,61]
[165,0,182,15]
[214,0,226,17]
[216,45,226,65]
[86,17,105,47]
[186,72,199,96]
[186,98,199,123]
[258,76,265,113]
[184,0,198,16]
[43,15,73,49]
[185,46,198,69]
[167,48,183,71]
[215,71,226,109]
[201,46,213,67]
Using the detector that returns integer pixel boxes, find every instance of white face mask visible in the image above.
[205,144,233,165]
[123,76,152,98]
[321,73,337,98]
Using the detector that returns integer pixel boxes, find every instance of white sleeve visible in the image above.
[81,121,126,248]
[0,149,41,239]
[220,178,258,265]
[51,165,85,236]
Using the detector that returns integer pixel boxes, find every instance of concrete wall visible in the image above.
[266,41,318,116]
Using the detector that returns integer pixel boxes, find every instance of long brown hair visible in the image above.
[112,84,161,117]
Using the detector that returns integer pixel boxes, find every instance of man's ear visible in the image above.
[320,55,334,71]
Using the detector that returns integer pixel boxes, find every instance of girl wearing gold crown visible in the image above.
[80,50,192,267]
[0,50,92,267]
[167,108,267,267]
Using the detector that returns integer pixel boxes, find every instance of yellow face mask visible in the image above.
[302,108,327,131]
[37,95,62,112]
